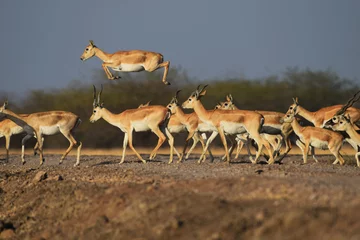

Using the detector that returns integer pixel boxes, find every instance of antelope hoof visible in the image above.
[74,162,80,167]
[164,81,171,85]
[59,161,63,165]
[22,161,26,165]
[114,76,121,80]
[142,160,147,164]
[33,151,37,156]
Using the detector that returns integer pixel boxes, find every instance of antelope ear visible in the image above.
[100,103,104,108]
[198,90,207,99]
[227,94,233,102]
[3,101,8,109]
[89,40,94,46]
[345,114,351,123]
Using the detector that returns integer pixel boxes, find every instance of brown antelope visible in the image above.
[90,86,175,164]
[282,112,345,165]
[287,95,360,152]
[286,96,360,128]
[80,40,171,85]
[0,102,82,166]
[328,114,360,167]
[0,117,27,162]
[215,94,286,160]
[166,90,214,163]
[182,85,275,164]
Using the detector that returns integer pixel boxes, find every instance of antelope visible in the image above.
[215,94,286,160]
[286,96,360,129]
[0,116,28,162]
[80,40,171,85]
[282,112,345,165]
[182,85,275,164]
[0,102,82,166]
[166,90,214,163]
[287,96,360,152]
[90,86,175,164]
[328,114,360,167]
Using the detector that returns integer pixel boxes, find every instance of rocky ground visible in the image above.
[0,152,359,240]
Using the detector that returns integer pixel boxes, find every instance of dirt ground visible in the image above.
[0,149,359,240]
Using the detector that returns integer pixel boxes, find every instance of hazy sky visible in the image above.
[0,0,359,93]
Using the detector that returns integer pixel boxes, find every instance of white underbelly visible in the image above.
[310,139,329,150]
[198,122,216,132]
[168,125,186,133]
[112,63,144,72]
[40,126,60,135]
[132,121,150,132]
[11,126,24,135]
[221,121,246,135]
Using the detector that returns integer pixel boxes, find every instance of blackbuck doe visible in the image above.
[80,40,171,85]
[90,86,175,164]
[0,102,82,166]
[166,90,214,163]
[182,85,275,164]
[0,115,31,162]
[282,113,345,165]
[215,94,288,160]
[287,96,360,152]
[328,114,360,167]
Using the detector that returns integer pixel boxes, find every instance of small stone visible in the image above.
[0,229,15,239]
[32,171,47,183]
[47,175,63,181]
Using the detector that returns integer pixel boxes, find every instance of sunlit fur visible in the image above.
[330,115,360,167]
[286,97,360,128]
[90,88,175,164]
[0,102,82,166]
[216,95,298,159]
[166,97,214,163]
[80,40,171,85]
[182,87,275,164]
[282,113,344,165]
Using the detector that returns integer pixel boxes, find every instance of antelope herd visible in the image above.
[0,40,359,168]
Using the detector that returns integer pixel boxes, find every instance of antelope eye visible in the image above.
[340,121,343,124]
[86,48,89,51]
[93,110,96,113]
[287,114,290,117]
[167,105,171,108]
[188,98,192,101]
[289,107,293,110]
[224,103,228,106]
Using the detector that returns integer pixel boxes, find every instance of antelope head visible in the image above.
[80,40,97,61]
[167,90,181,114]
[281,112,295,124]
[330,114,351,132]
[286,97,299,115]
[326,90,360,126]
[90,85,104,123]
[182,85,208,109]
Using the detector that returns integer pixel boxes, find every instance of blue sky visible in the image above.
[0,0,359,93]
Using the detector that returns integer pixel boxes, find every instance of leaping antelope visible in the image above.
[282,112,345,165]
[80,40,171,85]
[182,85,275,164]
[90,86,175,164]
[0,102,82,166]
